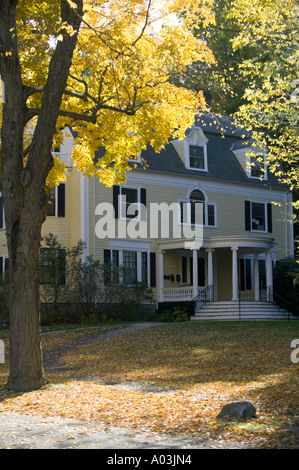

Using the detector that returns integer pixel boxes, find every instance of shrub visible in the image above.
[159,306,189,322]
[273,257,299,315]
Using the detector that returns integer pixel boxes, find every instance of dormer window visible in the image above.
[249,153,267,180]
[185,127,208,172]
[189,144,205,170]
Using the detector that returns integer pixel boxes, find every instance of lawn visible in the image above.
[0,321,298,448]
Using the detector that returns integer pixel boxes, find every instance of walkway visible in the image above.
[1,323,245,449]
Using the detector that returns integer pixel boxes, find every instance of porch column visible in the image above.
[254,253,260,301]
[207,248,214,285]
[193,248,198,298]
[158,250,164,302]
[266,250,273,301]
[231,247,239,301]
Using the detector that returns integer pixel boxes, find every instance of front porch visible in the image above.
[156,236,276,306]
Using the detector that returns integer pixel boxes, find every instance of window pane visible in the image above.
[208,204,215,226]
[123,251,137,284]
[141,252,148,284]
[47,187,56,216]
[189,145,205,169]
[112,250,119,282]
[251,203,265,231]
[121,188,138,218]
[190,189,205,201]
[191,201,204,225]
[251,155,264,178]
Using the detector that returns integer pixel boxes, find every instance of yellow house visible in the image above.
[0,115,295,320]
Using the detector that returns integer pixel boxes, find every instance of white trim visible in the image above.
[129,154,141,163]
[126,171,287,202]
[109,239,150,251]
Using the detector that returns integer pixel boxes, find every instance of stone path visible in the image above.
[0,412,243,449]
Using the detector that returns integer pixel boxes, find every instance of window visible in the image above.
[245,201,272,233]
[240,256,266,291]
[189,144,205,170]
[141,251,148,284]
[47,187,56,217]
[180,189,216,227]
[121,187,139,219]
[249,154,267,180]
[46,184,65,217]
[113,185,146,220]
[39,248,66,285]
[123,251,137,284]
[0,256,9,280]
[104,242,151,286]
[251,202,266,231]
[184,127,208,172]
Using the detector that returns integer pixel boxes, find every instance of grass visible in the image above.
[0,320,298,448]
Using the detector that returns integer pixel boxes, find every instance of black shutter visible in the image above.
[245,200,251,231]
[0,257,2,277]
[57,184,65,217]
[150,252,156,288]
[140,188,146,207]
[104,249,111,265]
[113,185,120,219]
[104,249,111,286]
[267,203,272,233]
[0,197,3,228]
[140,188,146,221]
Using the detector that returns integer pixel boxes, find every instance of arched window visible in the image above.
[179,188,216,227]
[189,190,205,225]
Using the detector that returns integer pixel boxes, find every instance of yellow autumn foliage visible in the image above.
[8,0,215,187]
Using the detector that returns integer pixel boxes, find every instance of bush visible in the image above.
[159,306,189,322]
[273,257,299,315]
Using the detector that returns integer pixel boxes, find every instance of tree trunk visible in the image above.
[0,0,83,391]
[7,205,47,391]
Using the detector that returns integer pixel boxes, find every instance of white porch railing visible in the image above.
[162,286,194,302]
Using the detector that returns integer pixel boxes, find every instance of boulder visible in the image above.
[217,401,256,420]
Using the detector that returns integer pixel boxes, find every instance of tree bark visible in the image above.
[0,0,83,391]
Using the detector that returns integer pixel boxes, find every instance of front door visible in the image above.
[190,257,205,286]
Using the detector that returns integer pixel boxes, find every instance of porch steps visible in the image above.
[191,301,296,321]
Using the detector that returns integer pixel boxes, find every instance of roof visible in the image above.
[71,114,285,190]
[133,114,283,189]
